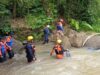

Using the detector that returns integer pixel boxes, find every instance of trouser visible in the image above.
[27,57,33,62]
[0,53,6,63]
[27,54,33,62]
[26,51,36,62]
[56,54,63,59]
[8,50,14,59]
[44,34,49,44]
[0,57,3,63]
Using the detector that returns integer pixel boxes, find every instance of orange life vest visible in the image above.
[56,54,63,59]
[6,36,11,42]
[54,44,64,55]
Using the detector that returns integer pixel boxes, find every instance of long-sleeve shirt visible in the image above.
[44,28,50,35]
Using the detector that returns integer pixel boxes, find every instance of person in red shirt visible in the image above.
[56,19,64,40]
[0,38,7,62]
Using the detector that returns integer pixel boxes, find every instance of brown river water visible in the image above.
[0,43,100,75]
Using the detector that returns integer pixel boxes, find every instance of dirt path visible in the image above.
[0,43,100,75]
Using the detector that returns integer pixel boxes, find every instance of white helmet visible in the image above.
[47,25,50,28]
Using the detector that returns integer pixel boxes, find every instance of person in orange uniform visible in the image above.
[0,38,7,62]
[50,39,64,59]
[6,32,14,59]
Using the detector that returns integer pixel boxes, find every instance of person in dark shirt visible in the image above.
[0,38,7,62]
[56,19,64,39]
[25,36,36,63]
[43,25,50,44]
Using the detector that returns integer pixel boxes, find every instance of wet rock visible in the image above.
[61,36,71,49]
[85,36,100,49]
[49,30,57,42]
[12,39,23,53]
[68,31,87,48]
[49,29,89,48]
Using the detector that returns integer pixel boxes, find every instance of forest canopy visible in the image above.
[0,0,100,39]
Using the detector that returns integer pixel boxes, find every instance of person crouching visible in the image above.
[25,36,36,63]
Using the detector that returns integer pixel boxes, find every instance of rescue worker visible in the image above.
[56,19,64,39]
[59,19,64,24]
[0,38,7,62]
[50,39,64,59]
[0,38,4,63]
[6,32,14,59]
[0,47,3,62]
[25,36,36,63]
[43,25,50,44]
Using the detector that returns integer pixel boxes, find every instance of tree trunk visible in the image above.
[41,0,51,17]
[12,1,16,18]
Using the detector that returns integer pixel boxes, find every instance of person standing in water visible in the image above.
[50,39,71,59]
[5,32,14,59]
[25,36,36,63]
[0,38,7,62]
[50,39,64,59]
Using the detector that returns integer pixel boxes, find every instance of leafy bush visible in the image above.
[92,18,100,32]
[0,3,12,35]
[79,21,93,31]
[69,19,93,31]
[25,14,55,40]
[70,19,79,30]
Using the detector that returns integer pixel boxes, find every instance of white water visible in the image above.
[0,44,100,75]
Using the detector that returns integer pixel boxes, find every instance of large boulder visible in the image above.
[49,30,57,42]
[68,30,87,48]
[61,36,71,49]
[84,36,100,49]
[49,30,71,49]
[49,29,88,48]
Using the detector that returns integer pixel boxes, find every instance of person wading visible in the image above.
[0,38,7,62]
[50,39,64,59]
[25,36,36,63]
[6,32,14,59]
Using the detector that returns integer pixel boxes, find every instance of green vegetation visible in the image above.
[0,3,12,35]
[25,14,55,40]
[69,19,93,31]
[0,0,100,40]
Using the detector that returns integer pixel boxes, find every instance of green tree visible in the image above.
[8,0,34,18]
[0,3,12,34]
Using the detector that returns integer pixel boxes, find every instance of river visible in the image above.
[0,43,100,75]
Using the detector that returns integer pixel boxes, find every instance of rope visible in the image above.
[82,33,100,47]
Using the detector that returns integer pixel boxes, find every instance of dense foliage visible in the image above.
[0,0,100,40]
[0,3,12,35]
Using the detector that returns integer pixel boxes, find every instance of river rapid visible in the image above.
[0,43,100,75]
